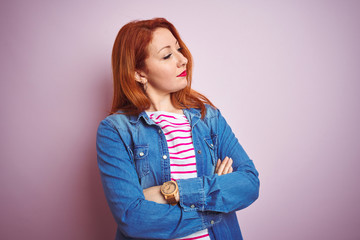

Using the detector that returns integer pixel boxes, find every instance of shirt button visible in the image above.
[197,150,201,154]
[210,144,214,147]
[162,155,167,160]
[190,204,195,208]
[139,152,144,157]
[158,129,162,134]
[210,220,215,225]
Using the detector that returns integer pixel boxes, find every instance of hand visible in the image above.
[215,156,233,176]
[143,185,168,204]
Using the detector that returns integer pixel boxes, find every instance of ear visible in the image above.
[134,71,147,84]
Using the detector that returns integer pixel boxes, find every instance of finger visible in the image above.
[225,164,233,175]
[217,157,229,176]
[217,157,228,176]
[222,157,233,175]
[215,159,221,173]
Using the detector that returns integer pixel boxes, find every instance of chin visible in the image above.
[179,78,188,88]
[177,82,188,92]
[169,79,188,93]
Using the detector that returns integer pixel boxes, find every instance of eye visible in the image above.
[163,54,171,60]
[163,47,183,60]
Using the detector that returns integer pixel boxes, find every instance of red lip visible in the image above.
[177,70,187,77]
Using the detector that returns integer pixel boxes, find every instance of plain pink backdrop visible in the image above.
[1,0,359,239]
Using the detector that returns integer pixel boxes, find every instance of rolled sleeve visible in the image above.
[177,177,205,211]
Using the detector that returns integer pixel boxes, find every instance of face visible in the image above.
[138,28,188,97]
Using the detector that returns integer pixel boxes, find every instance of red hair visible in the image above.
[111,17,215,118]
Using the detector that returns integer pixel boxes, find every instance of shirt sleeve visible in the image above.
[96,119,221,239]
[177,109,260,213]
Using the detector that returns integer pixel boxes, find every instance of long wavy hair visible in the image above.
[111,17,215,118]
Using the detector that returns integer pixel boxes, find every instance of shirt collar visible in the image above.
[128,108,201,126]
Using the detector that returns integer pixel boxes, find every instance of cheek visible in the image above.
[150,65,175,81]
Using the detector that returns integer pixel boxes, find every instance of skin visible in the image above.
[215,157,233,176]
[135,27,188,114]
[138,27,233,204]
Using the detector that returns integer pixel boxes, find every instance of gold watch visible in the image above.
[160,180,179,205]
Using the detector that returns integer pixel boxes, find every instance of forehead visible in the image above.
[148,28,178,53]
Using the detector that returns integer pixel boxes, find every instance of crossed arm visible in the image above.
[143,157,234,204]
[97,110,259,238]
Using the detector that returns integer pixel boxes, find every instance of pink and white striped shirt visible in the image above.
[147,111,210,240]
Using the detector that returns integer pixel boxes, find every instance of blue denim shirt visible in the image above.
[96,105,260,240]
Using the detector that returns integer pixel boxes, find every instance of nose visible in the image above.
[176,51,188,68]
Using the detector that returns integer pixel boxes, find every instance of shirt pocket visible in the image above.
[133,145,150,178]
[204,135,218,166]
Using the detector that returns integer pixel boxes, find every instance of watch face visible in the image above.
[162,181,176,194]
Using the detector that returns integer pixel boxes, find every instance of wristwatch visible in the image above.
[160,180,179,205]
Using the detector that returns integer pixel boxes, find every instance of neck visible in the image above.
[146,92,182,114]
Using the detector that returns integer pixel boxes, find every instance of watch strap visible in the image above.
[165,194,178,206]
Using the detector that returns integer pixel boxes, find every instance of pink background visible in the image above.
[1,1,360,239]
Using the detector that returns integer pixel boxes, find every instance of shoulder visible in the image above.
[203,104,219,119]
[201,104,230,131]
[98,111,133,132]
[96,112,138,147]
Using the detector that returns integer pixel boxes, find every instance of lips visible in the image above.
[177,70,187,77]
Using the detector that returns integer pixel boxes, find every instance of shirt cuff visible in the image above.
[177,177,205,211]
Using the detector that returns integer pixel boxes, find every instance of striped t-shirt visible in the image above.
[147,111,210,240]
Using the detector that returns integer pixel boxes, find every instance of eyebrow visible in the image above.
[157,40,179,53]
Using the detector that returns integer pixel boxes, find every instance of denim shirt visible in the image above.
[96,105,260,240]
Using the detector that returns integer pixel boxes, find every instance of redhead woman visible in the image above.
[96,18,260,240]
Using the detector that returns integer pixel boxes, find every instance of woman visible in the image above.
[96,18,259,240]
